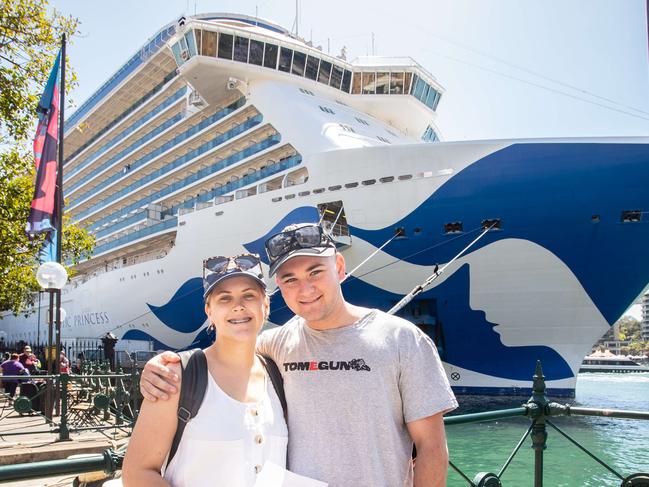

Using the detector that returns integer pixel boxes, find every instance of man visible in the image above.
[1,353,29,397]
[141,223,457,486]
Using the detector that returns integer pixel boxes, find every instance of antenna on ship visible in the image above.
[291,0,300,36]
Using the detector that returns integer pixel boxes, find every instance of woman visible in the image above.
[123,254,288,486]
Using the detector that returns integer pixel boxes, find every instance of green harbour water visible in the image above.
[446,373,649,486]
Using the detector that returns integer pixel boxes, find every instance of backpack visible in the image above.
[165,349,287,468]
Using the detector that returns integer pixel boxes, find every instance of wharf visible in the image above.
[0,401,127,486]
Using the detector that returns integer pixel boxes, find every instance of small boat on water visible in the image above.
[579,350,649,373]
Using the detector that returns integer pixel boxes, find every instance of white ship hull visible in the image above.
[3,14,649,397]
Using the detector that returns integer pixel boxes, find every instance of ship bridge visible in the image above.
[169,15,443,140]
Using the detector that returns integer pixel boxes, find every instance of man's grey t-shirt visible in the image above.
[257,309,458,487]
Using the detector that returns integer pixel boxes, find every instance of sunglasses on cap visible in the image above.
[202,253,265,295]
[264,224,335,262]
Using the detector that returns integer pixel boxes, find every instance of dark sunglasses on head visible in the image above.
[202,253,264,288]
[203,253,262,274]
[264,224,333,262]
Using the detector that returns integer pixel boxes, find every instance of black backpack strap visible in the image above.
[166,348,207,469]
[258,354,287,420]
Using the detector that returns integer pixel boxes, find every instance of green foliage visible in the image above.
[0,0,78,143]
[0,0,94,316]
[617,315,642,342]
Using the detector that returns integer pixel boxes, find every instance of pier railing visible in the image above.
[0,361,647,485]
[0,362,141,441]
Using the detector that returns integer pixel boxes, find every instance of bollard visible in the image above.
[59,373,70,441]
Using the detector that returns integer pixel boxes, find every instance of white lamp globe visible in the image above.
[36,262,68,290]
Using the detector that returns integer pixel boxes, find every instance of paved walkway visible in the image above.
[0,395,128,486]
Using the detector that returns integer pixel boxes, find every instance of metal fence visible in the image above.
[0,361,647,485]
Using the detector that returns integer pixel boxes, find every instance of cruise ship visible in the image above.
[2,13,649,396]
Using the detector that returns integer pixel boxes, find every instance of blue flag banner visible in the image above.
[26,50,61,262]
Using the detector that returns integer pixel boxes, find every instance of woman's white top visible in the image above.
[163,369,288,487]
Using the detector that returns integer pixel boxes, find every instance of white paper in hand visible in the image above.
[253,461,328,487]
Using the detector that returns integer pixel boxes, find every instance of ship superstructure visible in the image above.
[3,13,649,396]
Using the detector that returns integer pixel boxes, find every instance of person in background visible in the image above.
[18,346,39,374]
[60,351,70,374]
[75,352,85,374]
[1,353,29,397]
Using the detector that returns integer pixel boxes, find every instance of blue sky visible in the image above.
[49,0,648,318]
[51,0,649,141]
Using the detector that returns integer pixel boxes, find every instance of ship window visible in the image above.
[279,47,293,72]
[432,91,441,110]
[318,60,332,84]
[444,222,463,234]
[425,87,438,109]
[390,72,404,94]
[218,33,234,59]
[376,72,390,94]
[299,191,310,197]
[412,75,426,99]
[482,219,502,230]
[263,43,278,69]
[362,72,376,94]
[362,179,376,186]
[313,188,325,194]
[328,185,342,191]
[410,74,418,95]
[621,210,642,222]
[171,42,184,65]
[404,72,413,93]
[292,51,306,76]
[249,39,264,65]
[285,193,296,199]
[341,69,352,93]
[420,83,430,104]
[380,176,395,183]
[200,30,217,57]
[184,31,197,56]
[330,65,344,89]
[272,196,282,202]
[351,72,362,94]
[398,174,413,181]
[305,55,319,80]
[345,182,358,188]
[233,36,249,62]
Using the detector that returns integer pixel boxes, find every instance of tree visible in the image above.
[616,316,641,341]
[1,0,94,316]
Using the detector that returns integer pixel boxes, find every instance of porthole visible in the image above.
[361,179,376,186]
[379,176,394,183]
[328,185,342,191]
[345,182,358,188]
